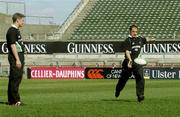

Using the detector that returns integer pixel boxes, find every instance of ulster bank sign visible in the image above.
[144,68,180,79]
[0,41,180,54]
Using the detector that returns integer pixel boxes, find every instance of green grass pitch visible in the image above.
[0,79,180,117]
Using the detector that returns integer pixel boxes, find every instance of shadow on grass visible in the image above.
[0,101,27,106]
[0,101,8,105]
[101,98,136,103]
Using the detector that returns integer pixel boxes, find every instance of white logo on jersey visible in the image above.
[132,45,141,49]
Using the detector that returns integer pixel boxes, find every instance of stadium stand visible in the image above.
[1,0,180,77]
[61,0,180,40]
[0,13,59,41]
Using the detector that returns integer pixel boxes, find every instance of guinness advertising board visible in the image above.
[0,41,180,54]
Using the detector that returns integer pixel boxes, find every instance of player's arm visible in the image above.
[10,44,22,69]
[125,50,132,68]
[124,38,132,68]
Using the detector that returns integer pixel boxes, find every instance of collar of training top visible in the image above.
[11,24,18,29]
[128,35,140,38]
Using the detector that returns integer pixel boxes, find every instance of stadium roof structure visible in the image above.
[0,0,24,3]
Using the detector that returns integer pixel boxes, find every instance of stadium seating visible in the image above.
[68,0,180,40]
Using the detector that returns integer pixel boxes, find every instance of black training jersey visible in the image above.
[123,36,147,60]
[6,26,24,54]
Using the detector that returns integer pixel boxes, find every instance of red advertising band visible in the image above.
[28,67,85,79]
[27,67,180,79]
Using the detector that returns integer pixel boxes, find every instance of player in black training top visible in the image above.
[6,13,25,106]
[115,24,155,102]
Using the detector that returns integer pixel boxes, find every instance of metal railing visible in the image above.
[25,16,55,25]
[57,0,90,39]
[0,1,25,15]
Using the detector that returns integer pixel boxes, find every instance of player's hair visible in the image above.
[129,24,138,32]
[12,13,25,23]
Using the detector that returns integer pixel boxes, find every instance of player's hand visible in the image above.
[150,37,156,41]
[16,60,22,69]
[128,60,132,68]
[147,37,156,42]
